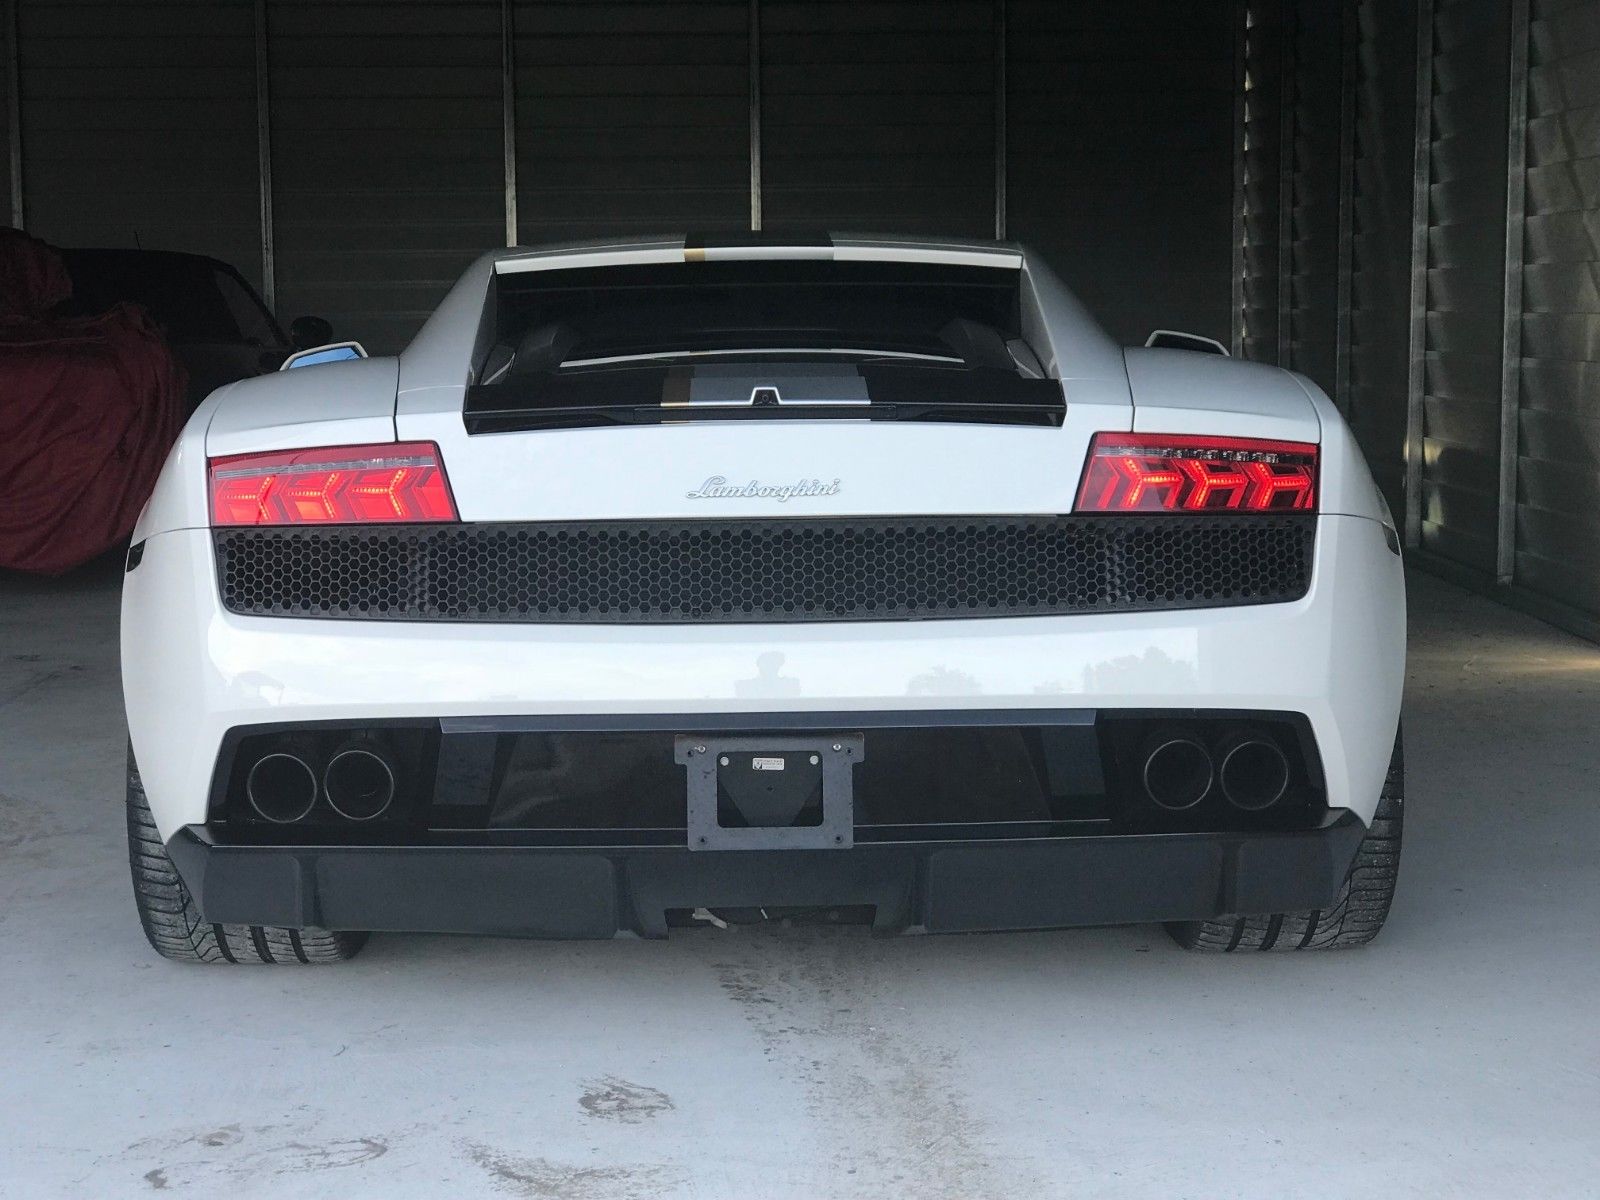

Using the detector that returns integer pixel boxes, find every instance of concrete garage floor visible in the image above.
[2,566,1597,1199]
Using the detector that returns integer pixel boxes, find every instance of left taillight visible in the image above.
[208,442,458,526]
[1074,432,1317,514]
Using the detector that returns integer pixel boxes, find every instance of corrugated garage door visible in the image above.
[1514,0,1600,607]
[513,0,748,242]
[1010,1,1236,347]
[267,0,503,353]
[761,1,992,236]
[13,0,259,289]
[1420,0,1510,572]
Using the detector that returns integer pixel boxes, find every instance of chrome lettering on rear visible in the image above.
[686,476,842,502]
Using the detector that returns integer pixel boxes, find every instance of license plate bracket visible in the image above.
[675,734,863,851]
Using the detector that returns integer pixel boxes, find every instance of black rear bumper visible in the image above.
[168,814,1366,938]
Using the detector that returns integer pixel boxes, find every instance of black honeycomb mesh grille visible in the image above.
[214,516,1314,623]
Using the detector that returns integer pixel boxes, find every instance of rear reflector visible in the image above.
[1075,432,1317,513]
[209,442,457,526]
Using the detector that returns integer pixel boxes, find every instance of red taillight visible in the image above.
[209,442,458,526]
[1075,432,1317,513]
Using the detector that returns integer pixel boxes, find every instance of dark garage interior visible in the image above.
[2,1,1598,1195]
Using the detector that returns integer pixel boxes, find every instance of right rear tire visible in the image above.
[1166,727,1404,952]
[126,745,367,964]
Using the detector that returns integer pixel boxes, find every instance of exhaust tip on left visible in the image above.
[245,752,318,823]
[1139,732,1214,811]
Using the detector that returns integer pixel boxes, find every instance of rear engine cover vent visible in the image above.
[214,515,1314,624]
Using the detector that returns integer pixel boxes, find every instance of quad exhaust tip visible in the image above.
[323,742,397,822]
[1140,733,1214,811]
[1218,736,1291,811]
[245,752,318,824]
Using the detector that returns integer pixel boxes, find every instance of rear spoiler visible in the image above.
[493,233,1024,276]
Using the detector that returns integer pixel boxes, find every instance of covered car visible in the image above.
[0,229,186,574]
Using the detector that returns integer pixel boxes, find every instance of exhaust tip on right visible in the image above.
[245,752,318,824]
[323,744,397,822]
[1140,734,1214,811]
[1218,736,1291,811]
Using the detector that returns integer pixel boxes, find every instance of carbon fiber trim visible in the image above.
[214,515,1315,624]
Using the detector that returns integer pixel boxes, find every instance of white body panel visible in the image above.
[121,235,1406,850]
[124,515,1402,838]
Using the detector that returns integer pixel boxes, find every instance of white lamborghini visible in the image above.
[120,233,1405,963]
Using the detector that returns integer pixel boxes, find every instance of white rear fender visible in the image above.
[131,358,404,540]
[1122,347,1389,525]
[1125,348,1321,443]
[204,357,398,458]
[1286,371,1392,524]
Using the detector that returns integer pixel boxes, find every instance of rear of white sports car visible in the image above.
[121,234,1405,963]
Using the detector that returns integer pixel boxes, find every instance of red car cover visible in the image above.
[0,229,187,574]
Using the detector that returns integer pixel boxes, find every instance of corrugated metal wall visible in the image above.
[1,1,15,226]
[1235,0,1352,392]
[1403,0,1600,638]
[1285,0,1347,395]
[1348,0,1418,514]
[1239,3,1288,364]
[1231,0,1600,643]
[1516,0,1600,611]
[1236,3,1374,395]
[1418,0,1510,572]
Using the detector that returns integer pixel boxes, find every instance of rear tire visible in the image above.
[126,745,367,964]
[1166,728,1404,952]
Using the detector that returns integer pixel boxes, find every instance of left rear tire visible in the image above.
[126,744,368,964]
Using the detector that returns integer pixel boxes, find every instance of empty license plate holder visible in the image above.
[675,734,863,851]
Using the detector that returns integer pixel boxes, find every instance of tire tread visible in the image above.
[125,745,366,965]
[1167,728,1404,953]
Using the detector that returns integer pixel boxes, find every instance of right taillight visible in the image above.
[1074,432,1317,513]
